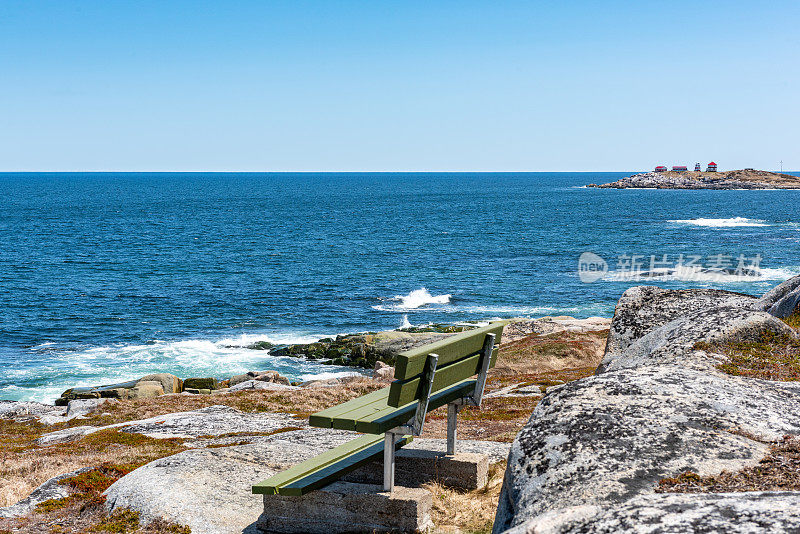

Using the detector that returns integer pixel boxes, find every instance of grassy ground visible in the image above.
[696,314,800,381]
[0,329,607,533]
[657,436,800,493]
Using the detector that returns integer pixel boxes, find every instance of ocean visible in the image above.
[2,172,799,403]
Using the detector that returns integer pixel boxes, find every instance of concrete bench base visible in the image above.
[342,450,489,490]
[257,481,433,533]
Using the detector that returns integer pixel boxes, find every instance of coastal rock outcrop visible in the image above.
[598,286,757,371]
[103,430,511,534]
[36,405,300,445]
[56,373,183,404]
[756,274,800,319]
[493,279,800,533]
[512,492,800,534]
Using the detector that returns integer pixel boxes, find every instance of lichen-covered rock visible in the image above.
[599,287,757,372]
[493,365,800,533]
[509,492,800,534]
[756,274,800,319]
[494,282,800,534]
[601,306,797,373]
[37,405,301,445]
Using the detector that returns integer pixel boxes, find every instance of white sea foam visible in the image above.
[6,329,368,404]
[668,217,770,227]
[372,288,452,311]
[400,315,412,329]
[604,265,800,283]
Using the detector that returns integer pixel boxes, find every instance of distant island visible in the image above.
[588,169,800,189]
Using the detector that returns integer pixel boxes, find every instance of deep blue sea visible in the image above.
[2,172,799,402]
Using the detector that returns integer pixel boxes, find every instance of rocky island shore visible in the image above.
[588,169,800,189]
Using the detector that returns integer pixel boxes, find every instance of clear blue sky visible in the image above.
[1,1,798,171]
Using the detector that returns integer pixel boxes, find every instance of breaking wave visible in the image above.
[372,288,452,311]
[4,330,365,404]
[668,217,770,227]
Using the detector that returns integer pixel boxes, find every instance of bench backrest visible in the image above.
[387,322,505,407]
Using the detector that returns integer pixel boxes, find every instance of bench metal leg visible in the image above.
[446,402,459,455]
[383,433,396,492]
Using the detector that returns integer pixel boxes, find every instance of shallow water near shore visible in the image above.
[1,172,799,402]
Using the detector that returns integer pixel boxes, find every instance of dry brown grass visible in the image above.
[696,331,800,382]
[0,419,188,508]
[76,377,383,428]
[493,330,607,379]
[657,436,800,493]
[421,329,605,443]
[424,461,506,534]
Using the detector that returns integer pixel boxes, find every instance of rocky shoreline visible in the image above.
[47,317,610,406]
[587,169,800,189]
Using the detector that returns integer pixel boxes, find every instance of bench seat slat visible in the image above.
[356,378,477,434]
[252,434,411,496]
[308,387,391,429]
[388,347,497,407]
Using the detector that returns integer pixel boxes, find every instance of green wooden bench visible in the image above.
[252,321,505,496]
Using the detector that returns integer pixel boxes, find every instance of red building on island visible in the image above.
[654,165,668,172]
[706,162,717,172]
[672,165,688,171]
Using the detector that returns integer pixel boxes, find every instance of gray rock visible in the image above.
[757,275,800,319]
[138,373,182,394]
[228,380,297,392]
[65,398,113,418]
[0,400,65,421]
[510,492,800,534]
[37,405,302,444]
[102,430,507,534]
[493,364,800,533]
[0,467,93,518]
[601,306,797,373]
[103,428,362,534]
[599,286,757,372]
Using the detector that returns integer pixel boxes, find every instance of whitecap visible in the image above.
[668,217,770,227]
[372,288,452,311]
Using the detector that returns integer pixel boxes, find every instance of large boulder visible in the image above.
[493,362,800,533]
[183,377,219,390]
[756,274,800,319]
[601,306,797,373]
[229,371,290,387]
[139,373,183,394]
[56,373,183,404]
[511,492,800,534]
[598,287,757,372]
[102,431,510,534]
[493,283,800,533]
